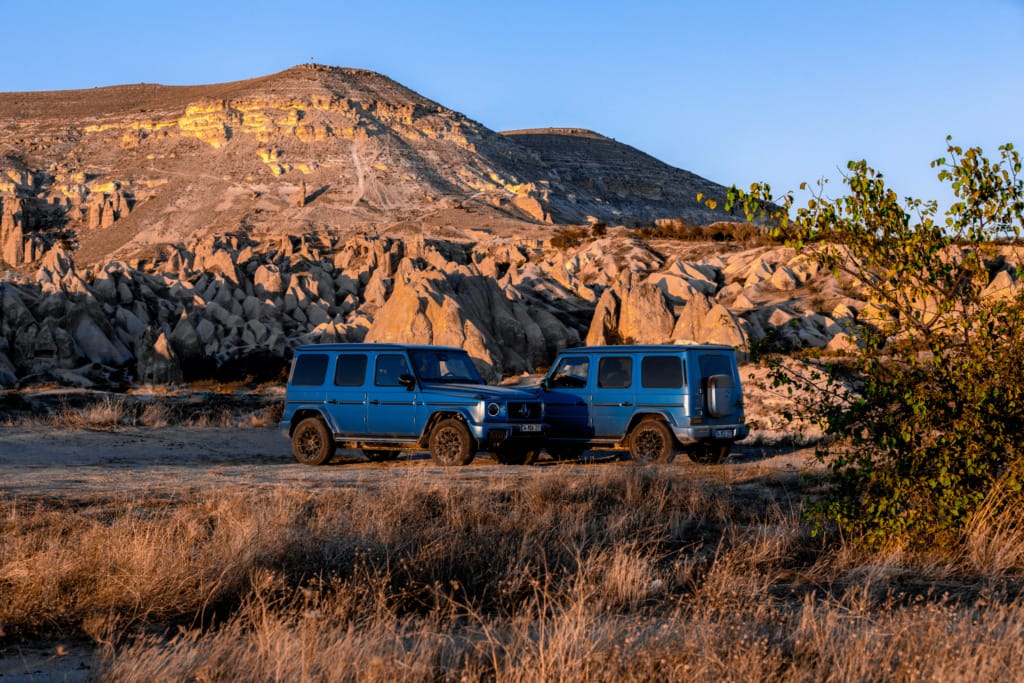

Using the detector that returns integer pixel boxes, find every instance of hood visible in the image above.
[418,382,541,401]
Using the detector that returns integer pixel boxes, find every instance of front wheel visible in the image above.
[687,442,731,465]
[428,418,476,466]
[292,417,335,466]
[628,419,676,463]
[492,449,539,466]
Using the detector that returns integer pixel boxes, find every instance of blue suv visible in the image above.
[538,344,748,463]
[280,344,546,466]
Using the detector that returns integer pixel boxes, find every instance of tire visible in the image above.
[492,449,539,466]
[363,449,398,462]
[687,442,731,465]
[292,417,335,466]
[628,418,676,464]
[428,418,476,466]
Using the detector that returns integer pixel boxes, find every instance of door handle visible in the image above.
[369,400,381,405]
[619,402,633,407]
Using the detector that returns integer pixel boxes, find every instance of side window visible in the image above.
[597,356,633,389]
[641,356,684,389]
[375,354,411,386]
[551,357,590,388]
[334,354,368,387]
[291,354,328,386]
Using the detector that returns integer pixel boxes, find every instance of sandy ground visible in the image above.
[0,424,819,681]
[0,425,820,499]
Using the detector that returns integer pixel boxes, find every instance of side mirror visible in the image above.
[398,374,416,390]
[540,378,551,392]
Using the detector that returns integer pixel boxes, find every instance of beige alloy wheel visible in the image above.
[292,417,336,466]
[428,418,476,466]
[628,418,676,463]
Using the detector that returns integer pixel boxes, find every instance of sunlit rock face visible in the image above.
[0,64,742,269]
[4,64,985,388]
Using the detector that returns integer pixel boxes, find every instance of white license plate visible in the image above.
[518,424,543,433]
[714,428,734,438]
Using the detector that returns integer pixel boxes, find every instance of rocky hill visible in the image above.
[0,64,735,270]
[4,64,1019,390]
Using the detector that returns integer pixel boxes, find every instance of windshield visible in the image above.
[409,350,485,384]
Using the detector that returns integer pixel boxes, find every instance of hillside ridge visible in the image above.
[1,64,738,269]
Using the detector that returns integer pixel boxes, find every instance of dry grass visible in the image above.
[2,468,1023,681]
[0,390,283,429]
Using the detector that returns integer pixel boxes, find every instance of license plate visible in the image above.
[518,424,543,433]
[714,428,734,438]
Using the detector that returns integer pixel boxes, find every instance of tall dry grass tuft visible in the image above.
[3,467,1023,681]
[53,395,131,429]
[959,478,1024,576]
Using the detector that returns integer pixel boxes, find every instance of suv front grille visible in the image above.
[507,402,541,420]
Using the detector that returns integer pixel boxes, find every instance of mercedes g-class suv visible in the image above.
[280,343,546,466]
[538,344,747,463]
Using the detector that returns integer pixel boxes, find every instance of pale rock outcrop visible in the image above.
[194,242,242,285]
[699,303,748,349]
[770,265,799,291]
[532,308,581,357]
[982,269,1020,301]
[136,327,183,384]
[253,264,286,296]
[60,299,132,366]
[670,292,714,343]
[585,287,621,346]
[617,276,675,344]
[170,314,203,362]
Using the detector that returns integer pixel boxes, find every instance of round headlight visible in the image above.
[487,402,501,417]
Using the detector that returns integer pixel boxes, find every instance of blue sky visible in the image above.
[3,0,1021,210]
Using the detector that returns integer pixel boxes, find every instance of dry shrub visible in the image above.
[137,402,172,427]
[2,467,1023,681]
[52,395,131,429]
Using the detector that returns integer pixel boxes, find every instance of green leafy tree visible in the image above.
[725,139,1024,548]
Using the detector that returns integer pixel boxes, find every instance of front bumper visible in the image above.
[469,422,548,448]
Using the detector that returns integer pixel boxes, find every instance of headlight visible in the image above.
[487,402,501,417]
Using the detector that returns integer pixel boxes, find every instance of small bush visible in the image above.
[736,139,1024,549]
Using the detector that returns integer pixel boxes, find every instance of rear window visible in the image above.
[598,356,632,388]
[334,354,368,387]
[699,354,733,379]
[291,354,328,386]
[641,356,684,389]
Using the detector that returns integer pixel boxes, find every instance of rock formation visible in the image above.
[4,64,1013,390]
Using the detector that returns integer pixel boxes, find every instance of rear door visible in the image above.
[591,355,635,438]
[637,354,687,423]
[287,351,330,405]
[323,352,368,436]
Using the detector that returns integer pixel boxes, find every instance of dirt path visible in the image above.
[0,425,820,502]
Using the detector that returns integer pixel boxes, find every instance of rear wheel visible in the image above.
[687,442,731,464]
[292,417,335,466]
[428,418,476,466]
[492,449,539,466]
[628,418,676,463]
